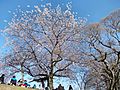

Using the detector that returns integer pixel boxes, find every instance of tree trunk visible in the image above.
[49,74,53,90]
[21,64,24,83]
[49,60,54,90]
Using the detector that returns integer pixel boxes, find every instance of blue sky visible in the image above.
[0,0,120,89]
[0,0,120,52]
[0,0,120,28]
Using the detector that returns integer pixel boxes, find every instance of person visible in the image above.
[57,84,64,90]
[0,74,5,84]
[45,87,50,90]
[24,80,30,87]
[41,79,45,88]
[68,85,73,90]
[32,84,36,89]
[18,79,23,86]
[10,76,17,86]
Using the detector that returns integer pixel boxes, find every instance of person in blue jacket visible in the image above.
[10,76,17,86]
[24,80,30,87]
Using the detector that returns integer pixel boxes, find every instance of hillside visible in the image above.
[0,84,37,90]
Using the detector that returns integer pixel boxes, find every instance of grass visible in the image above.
[0,84,37,90]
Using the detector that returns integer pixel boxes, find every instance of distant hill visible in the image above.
[0,84,38,90]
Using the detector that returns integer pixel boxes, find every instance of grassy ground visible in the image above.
[0,84,37,90]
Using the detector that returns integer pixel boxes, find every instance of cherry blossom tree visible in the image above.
[3,3,86,89]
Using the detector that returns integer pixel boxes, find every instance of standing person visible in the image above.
[68,85,73,90]
[10,76,17,86]
[41,79,45,89]
[0,74,5,84]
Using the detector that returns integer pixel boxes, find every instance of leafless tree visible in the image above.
[82,9,120,90]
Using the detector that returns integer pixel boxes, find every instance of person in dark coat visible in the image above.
[45,87,49,90]
[10,76,17,86]
[0,74,5,84]
[68,85,73,90]
[57,84,64,90]
[32,84,36,89]
[18,79,23,86]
